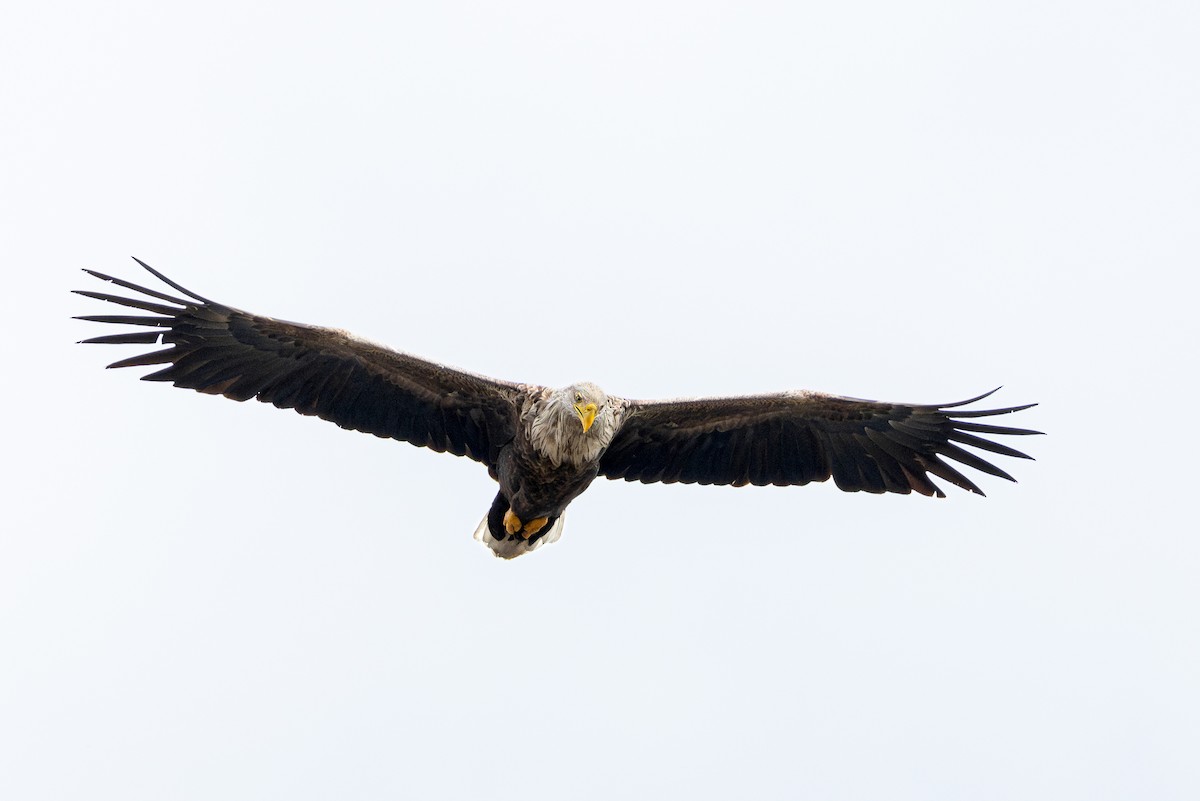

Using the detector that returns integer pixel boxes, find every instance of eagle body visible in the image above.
[479,383,620,557]
[76,260,1041,559]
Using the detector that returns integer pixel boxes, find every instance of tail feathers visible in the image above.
[472,493,564,559]
[473,515,564,559]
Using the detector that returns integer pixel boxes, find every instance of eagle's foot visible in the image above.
[521,517,549,539]
[503,509,548,539]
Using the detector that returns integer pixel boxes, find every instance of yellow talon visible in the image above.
[503,509,523,535]
[522,517,549,538]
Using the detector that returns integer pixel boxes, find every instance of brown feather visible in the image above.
[75,261,523,468]
[600,389,1040,497]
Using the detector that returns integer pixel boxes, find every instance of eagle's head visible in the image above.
[528,382,619,467]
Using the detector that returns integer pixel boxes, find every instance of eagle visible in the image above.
[76,259,1040,558]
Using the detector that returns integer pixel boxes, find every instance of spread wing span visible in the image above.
[601,390,1039,497]
[74,260,522,465]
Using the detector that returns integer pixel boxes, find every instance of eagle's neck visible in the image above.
[526,393,614,468]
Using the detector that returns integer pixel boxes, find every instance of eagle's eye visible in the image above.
[574,392,583,403]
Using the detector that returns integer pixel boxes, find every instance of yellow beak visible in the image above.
[574,402,598,433]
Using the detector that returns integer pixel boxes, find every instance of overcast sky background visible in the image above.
[2,2,1197,799]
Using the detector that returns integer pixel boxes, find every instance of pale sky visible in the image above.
[2,2,1198,799]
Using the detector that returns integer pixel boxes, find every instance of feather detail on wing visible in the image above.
[74,258,523,465]
[599,389,1040,497]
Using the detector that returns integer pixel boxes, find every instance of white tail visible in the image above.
[472,515,565,559]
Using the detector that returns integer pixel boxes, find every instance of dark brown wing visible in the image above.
[74,259,524,466]
[600,389,1040,497]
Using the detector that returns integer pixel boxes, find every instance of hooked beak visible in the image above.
[574,402,598,433]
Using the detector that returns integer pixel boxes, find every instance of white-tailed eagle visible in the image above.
[76,259,1041,558]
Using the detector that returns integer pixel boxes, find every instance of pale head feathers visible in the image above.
[527,382,619,468]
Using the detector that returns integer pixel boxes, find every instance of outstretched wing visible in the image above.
[75,259,525,466]
[600,389,1040,496]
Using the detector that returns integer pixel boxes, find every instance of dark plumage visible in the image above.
[76,259,1042,558]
